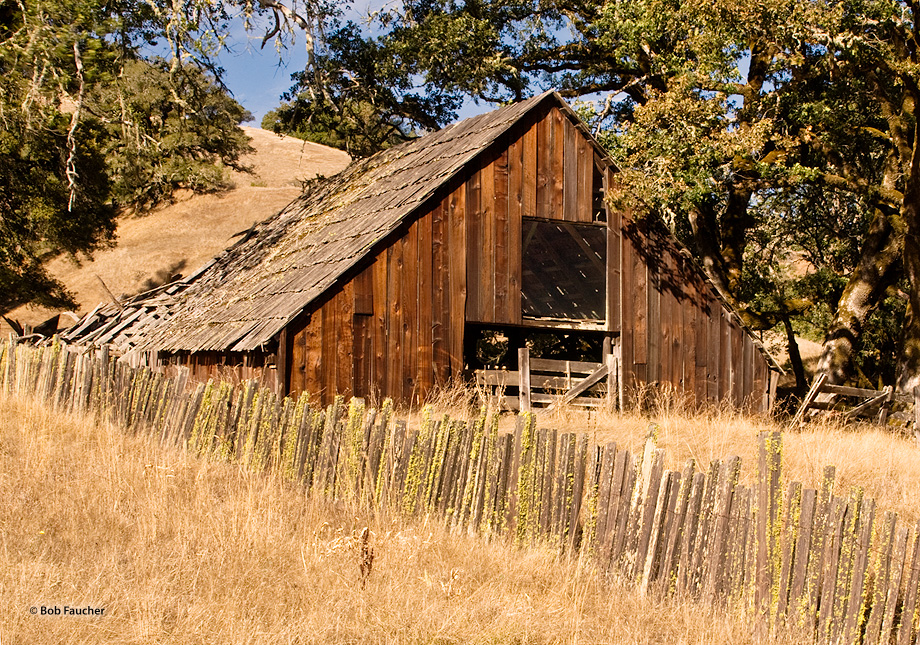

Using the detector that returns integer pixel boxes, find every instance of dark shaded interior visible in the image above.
[521,219,607,321]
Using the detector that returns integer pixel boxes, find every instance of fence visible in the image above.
[794,375,920,442]
[474,343,622,413]
[3,337,920,645]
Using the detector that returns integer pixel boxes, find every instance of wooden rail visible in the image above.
[4,337,920,644]
[475,340,622,412]
[794,375,920,441]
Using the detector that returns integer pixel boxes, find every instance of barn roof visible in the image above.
[66,91,606,354]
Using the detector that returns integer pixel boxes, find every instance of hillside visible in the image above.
[3,127,350,334]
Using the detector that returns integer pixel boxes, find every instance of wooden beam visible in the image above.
[518,347,532,412]
[547,362,610,410]
[842,386,892,419]
[792,373,828,426]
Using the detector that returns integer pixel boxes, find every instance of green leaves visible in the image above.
[92,58,253,210]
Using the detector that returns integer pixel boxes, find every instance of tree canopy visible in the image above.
[8,0,920,394]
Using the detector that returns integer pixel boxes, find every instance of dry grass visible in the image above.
[1,394,807,644]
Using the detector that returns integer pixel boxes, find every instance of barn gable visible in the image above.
[64,91,780,410]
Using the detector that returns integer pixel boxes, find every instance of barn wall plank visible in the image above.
[388,241,405,402]
[373,254,388,397]
[536,110,552,220]
[479,157,495,322]
[448,182,467,374]
[466,166,483,322]
[551,108,565,219]
[563,117,578,222]
[508,135,524,324]
[417,212,434,396]
[576,136,593,223]
[633,221,649,371]
[337,282,355,398]
[494,147,512,324]
[606,170,621,335]
[403,223,419,402]
[431,201,450,386]
[619,213,636,390]
[522,120,538,219]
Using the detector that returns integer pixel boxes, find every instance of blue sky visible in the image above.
[218,36,495,128]
[217,28,308,125]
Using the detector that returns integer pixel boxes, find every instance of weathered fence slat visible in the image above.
[880,526,910,644]
[896,523,920,645]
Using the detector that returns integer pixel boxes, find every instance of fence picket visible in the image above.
[896,523,920,645]
[776,482,803,621]
[842,498,875,645]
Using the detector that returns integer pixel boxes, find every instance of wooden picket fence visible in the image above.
[4,337,920,644]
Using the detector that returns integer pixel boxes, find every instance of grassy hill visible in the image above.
[3,127,351,334]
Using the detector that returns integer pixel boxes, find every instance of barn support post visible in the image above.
[277,327,289,397]
[518,347,532,412]
[603,336,619,414]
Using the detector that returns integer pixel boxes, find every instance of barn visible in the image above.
[64,91,780,411]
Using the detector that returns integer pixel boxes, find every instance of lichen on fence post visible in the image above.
[281,391,311,482]
[514,411,536,545]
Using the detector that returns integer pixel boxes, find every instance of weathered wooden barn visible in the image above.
[65,91,780,410]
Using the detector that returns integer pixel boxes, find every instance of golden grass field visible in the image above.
[0,393,834,645]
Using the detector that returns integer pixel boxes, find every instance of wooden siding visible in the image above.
[287,182,468,406]
[161,350,274,390]
[615,214,772,411]
[466,107,600,325]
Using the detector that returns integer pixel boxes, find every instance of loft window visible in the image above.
[521,219,606,321]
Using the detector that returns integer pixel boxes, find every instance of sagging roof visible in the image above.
[66,91,604,355]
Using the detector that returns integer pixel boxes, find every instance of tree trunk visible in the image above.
[817,207,901,385]
[688,202,734,303]
[899,193,920,392]
[782,312,808,395]
[721,183,755,294]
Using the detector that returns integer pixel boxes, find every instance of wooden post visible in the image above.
[615,336,625,412]
[876,385,894,425]
[914,386,920,445]
[792,373,827,426]
[603,336,618,414]
[518,347,531,412]
[276,327,289,396]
